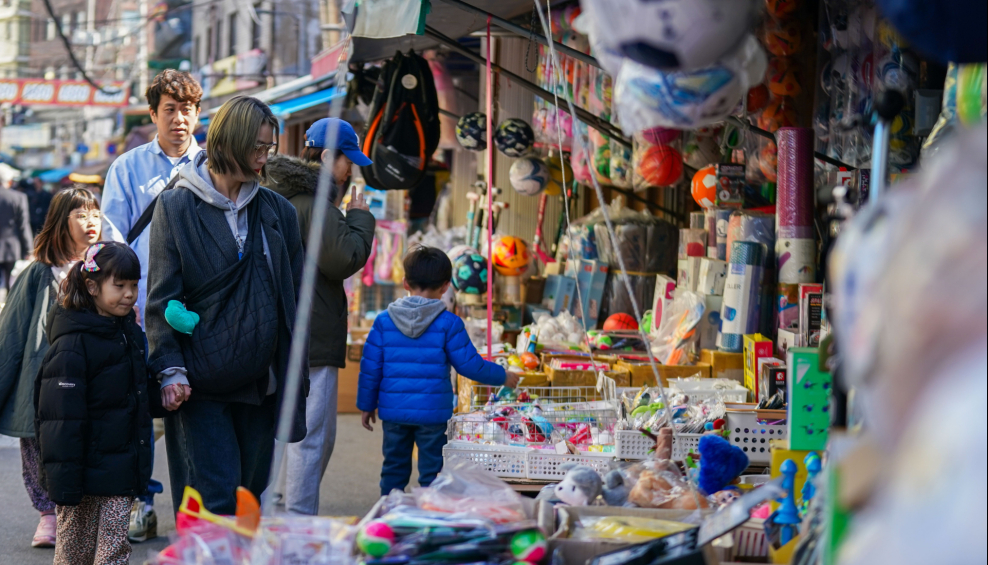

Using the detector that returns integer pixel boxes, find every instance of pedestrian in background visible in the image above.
[35,242,167,565]
[0,188,101,548]
[100,68,203,541]
[263,118,376,515]
[0,165,33,303]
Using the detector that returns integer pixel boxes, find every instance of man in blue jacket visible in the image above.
[358,247,519,495]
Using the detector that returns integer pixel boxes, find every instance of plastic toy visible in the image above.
[452,253,489,295]
[357,520,396,557]
[758,96,798,132]
[767,57,802,97]
[603,312,639,331]
[176,486,258,538]
[455,112,487,151]
[762,20,803,57]
[639,144,683,186]
[641,310,654,333]
[683,134,723,170]
[510,529,548,564]
[509,156,550,196]
[691,164,718,208]
[492,236,531,276]
[164,300,199,335]
[774,459,802,545]
[494,118,535,157]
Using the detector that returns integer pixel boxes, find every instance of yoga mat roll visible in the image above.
[777,127,814,240]
[706,208,732,260]
[725,211,776,265]
[679,228,708,259]
[777,238,816,284]
[705,208,718,257]
[717,241,764,353]
[690,211,706,229]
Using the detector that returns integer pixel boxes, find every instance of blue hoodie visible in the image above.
[357,296,506,425]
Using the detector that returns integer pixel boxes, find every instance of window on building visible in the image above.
[228,13,237,57]
[251,5,261,50]
[215,19,223,61]
[194,35,200,68]
[206,27,213,62]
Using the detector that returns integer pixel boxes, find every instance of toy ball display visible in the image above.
[452,253,489,295]
[641,127,680,145]
[757,96,798,132]
[761,19,803,57]
[492,236,531,276]
[509,157,550,196]
[767,58,802,97]
[494,118,535,157]
[691,165,718,208]
[588,0,761,71]
[746,83,770,113]
[639,144,684,187]
[455,112,487,151]
[510,529,548,564]
[603,312,639,331]
[545,153,571,196]
[447,245,477,263]
[357,520,395,557]
[766,0,799,19]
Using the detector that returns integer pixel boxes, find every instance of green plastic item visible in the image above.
[164,300,200,335]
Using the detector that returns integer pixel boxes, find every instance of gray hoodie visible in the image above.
[174,158,260,258]
[387,296,448,339]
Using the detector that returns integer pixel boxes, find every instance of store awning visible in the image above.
[202,71,340,118]
[38,168,74,183]
[268,87,345,120]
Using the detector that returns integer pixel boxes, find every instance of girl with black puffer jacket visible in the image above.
[34,242,167,565]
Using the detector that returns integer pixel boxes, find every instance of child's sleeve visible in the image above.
[357,317,385,412]
[444,315,507,386]
[34,346,87,506]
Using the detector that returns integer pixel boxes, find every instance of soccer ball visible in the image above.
[639,144,683,187]
[691,164,718,208]
[509,157,550,196]
[492,236,530,276]
[494,118,535,157]
[757,96,798,132]
[447,245,477,264]
[587,0,761,71]
[452,253,489,295]
[766,57,802,97]
[455,112,487,151]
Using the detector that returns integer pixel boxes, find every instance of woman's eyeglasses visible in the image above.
[70,211,101,222]
[254,142,278,157]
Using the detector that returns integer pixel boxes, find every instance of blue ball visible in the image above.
[452,253,489,294]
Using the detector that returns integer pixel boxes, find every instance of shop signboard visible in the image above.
[0,79,129,107]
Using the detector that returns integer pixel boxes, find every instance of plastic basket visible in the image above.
[614,429,656,460]
[671,433,703,461]
[467,385,613,411]
[666,378,750,404]
[526,450,614,481]
[442,442,528,479]
[725,411,785,465]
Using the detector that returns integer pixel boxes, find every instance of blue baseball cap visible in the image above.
[305,118,373,166]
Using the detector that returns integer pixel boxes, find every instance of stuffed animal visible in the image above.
[602,470,631,506]
[165,300,200,335]
[555,463,603,506]
[627,460,710,510]
[696,434,749,496]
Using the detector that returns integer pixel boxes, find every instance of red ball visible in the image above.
[639,144,683,187]
[746,84,770,114]
[602,313,639,331]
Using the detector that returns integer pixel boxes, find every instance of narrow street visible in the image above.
[0,414,396,564]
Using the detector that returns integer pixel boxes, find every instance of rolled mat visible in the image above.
[690,211,706,229]
[776,127,814,240]
[777,238,816,284]
[706,208,732,260]
[725,211,776,265]
[679,228,708,259]
[717,241,765,353]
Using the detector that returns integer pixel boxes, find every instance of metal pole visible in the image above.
[439,0,600,69]
[423,26,631,148]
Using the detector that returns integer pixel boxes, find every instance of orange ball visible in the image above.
[766,0,799,19]
[520,351,539,370]
[691,165,718,208]
[746,84,770,114]
[603,313,638,331]
[757,96,798,132]
[762,20,803,57]
[767,58,802,97]
[639,144,683,187]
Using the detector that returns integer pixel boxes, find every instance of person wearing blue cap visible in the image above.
[262,117,376,515]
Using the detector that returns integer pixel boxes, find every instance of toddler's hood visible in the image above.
[387,296,447,339]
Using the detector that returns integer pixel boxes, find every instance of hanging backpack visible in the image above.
[361,50,441,191]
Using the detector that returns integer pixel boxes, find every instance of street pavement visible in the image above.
[0,414,406,564]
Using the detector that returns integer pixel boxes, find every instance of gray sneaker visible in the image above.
[128,500,158,542]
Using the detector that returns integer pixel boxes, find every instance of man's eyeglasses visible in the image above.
[70,211,101,222]
[254,142,278,157]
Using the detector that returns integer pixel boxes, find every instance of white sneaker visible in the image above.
[128,500,158,542]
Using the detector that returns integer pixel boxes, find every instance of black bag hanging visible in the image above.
[361,50,440,191]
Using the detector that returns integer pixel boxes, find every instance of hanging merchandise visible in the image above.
[582,0,761,72]
[362,50,441,191]
[758,96,799,132]
[544,152,570,196]
[492,236,531,276]
[589,129,611,184]
[494,118,535,157]
[455,112,488,151]
[690,165,717,208]
[761,19,804,58]
[717,241,764,353]
[776,127,816,285]
[452,252,489,295]
[766,57,803,98]
[508,156,550,197]
[682,129,723,170]
[609,138,634,189]
[634,139,683,191]
[570,121,593,183]
[746,83,770,113]
[613,35,768,132]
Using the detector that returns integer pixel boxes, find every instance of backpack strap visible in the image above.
[127,151,206,244]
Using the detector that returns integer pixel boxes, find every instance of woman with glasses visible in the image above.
[145,95,308,515]
[0,187,101,548]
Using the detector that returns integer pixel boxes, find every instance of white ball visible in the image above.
[509,156,550,196]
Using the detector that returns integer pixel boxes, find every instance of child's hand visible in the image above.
[361,410,376,431]
[162,384,191,411]
[504,373,521,389]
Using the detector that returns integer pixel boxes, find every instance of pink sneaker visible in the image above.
[32,514,56,548]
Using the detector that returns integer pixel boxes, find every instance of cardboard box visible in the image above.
[787,348,832,450]
[776,328,802,357]
[798,284,824,347]
[743,334,774,401]
[524,276,546,305]
[542,275,577,315]
[542,354,627,387]
[338,360,360,413]
[699,349,744,385]
[456,371,552,412]
[697,258,728,295]
[617,360,711,387]
[697,294,723,350]
[651,275,677,333]
[759,363,787,404]
[570,259,609,329]
[716,163,745,207]
[677,257,701,291]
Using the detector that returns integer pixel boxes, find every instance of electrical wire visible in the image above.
[40,0,121,94]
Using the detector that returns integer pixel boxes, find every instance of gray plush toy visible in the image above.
[554,463,603,506]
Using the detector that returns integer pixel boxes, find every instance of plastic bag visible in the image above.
[624,459,709,509]
[248,516,355,565]
[651,290,705,366]
[574,515,692,542]
[150,523,251,565]
[632,130,684,191]
[414,460,529,524]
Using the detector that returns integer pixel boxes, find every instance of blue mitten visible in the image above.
[165,300,200,335]
[697,434,749,495]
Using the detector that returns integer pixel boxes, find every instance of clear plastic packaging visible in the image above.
[413,460,529,524]
[651,290,705,366]
[149,523,252,565]
[248,516,356,565]
[624,459,710,510]
[574,515,692,542]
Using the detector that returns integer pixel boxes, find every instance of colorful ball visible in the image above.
[765,0,798,19]
[521,351,539,370]
[746,84,770,114]
[509,157,550,196]
[762,20,803,57]
[757,96,798,132]
[447,245,477,264]
[452,253,489,295]
[510,529,548,564]
[494,118,535,157]
[603,313,639,331]
[639,145,683,187]
[356,520,394,557]
[766,58,802,97]
[492,236,531,276]
[455,112,487,151]
[691,165,718,208]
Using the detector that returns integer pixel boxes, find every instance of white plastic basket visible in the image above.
[666,378,750,404]
[724,411,785,465]
[671,433,703,461]
[614,429,656,460]
[442,442,528,479]
[526,450,614,481]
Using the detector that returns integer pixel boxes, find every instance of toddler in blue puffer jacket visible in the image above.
[358,246,520,495]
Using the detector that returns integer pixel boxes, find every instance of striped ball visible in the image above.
[357,520,394,557]
[510,529,548,563]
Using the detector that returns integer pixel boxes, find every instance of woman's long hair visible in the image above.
[33,187,100,267]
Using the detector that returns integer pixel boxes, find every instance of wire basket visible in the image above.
[447,408,620,446]
[442,442,528,479]
[526,450,615,481]
[466,385,615,411]
[614,429,656,460]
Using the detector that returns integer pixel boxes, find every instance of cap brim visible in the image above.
[344,148,372,167]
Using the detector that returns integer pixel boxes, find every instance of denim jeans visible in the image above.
[380,421,448,496]
[164,396,276,515]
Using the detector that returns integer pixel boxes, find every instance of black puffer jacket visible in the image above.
[34,305,164,506]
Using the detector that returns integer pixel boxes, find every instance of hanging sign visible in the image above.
[0,79,130,107]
